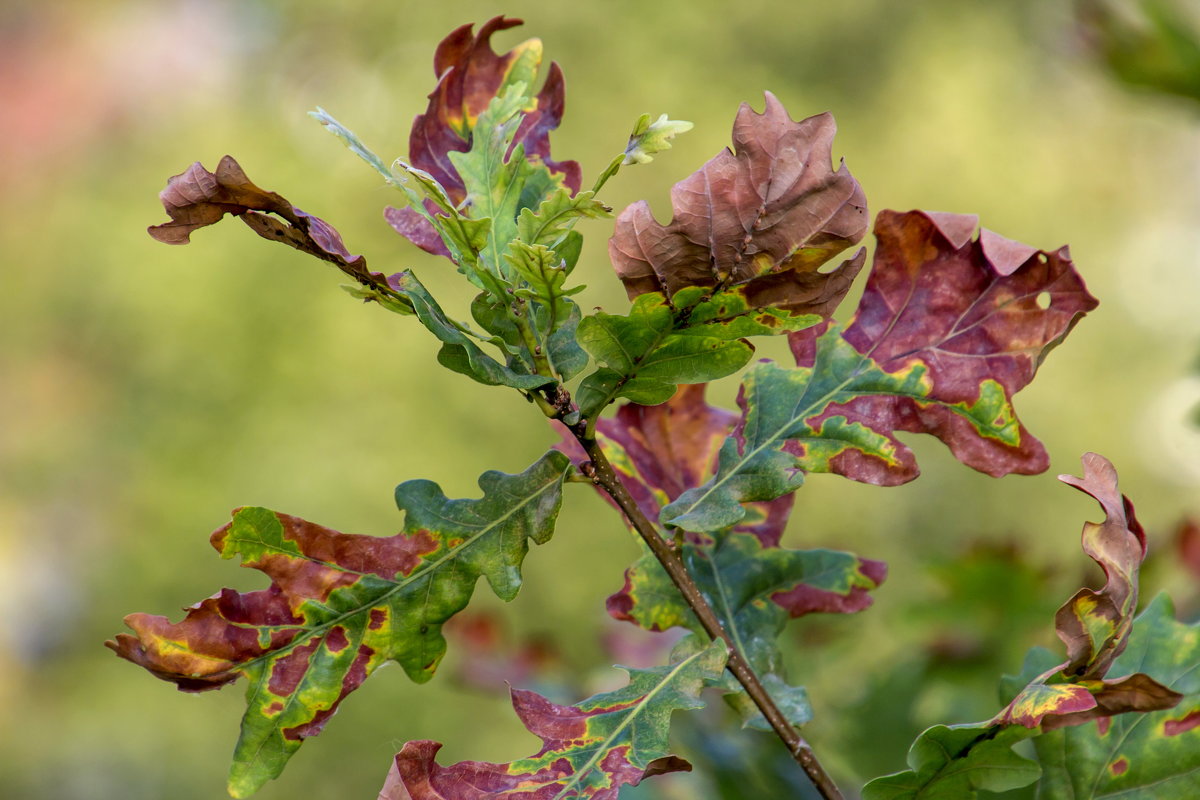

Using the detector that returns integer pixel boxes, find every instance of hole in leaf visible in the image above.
[1036,292,1052,309]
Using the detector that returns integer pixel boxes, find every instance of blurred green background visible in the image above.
[2,1,1199,797]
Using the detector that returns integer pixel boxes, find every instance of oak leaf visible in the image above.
[661,210,1098,532]
[389,16,581,253]
[608,92,867,316]
[378,640,727,800]
[107,452,570,797]
[1030,594,1200,799]
[864,455,1184,800]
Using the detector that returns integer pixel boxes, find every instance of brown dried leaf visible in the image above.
[1056,452,1147,678]
[148,155,389,291]
[608,92,867,315]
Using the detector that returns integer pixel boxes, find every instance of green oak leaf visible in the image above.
[504,241,585,335]
[592,112,694,192]
[575,287,820,420]
[861,724,1040,800]
[547,300,589,382]
[470,290,588,382]
[623,113,694,165]
[610,531,882,729]
[517,186,610,254]
[391,271,554,391]
[449,83,563,283]
[1031,593,1200,799]
[661,330,938,532]
[310,108,495,288]
[108,452,571,797]
[378,639,729,799]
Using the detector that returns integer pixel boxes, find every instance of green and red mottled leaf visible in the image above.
[389,16,581,254]
[555,385,881,728]
[1031,594,1200,799]
[147,155,394,295]
[608,93,868,315]
[609,531,882,729]
[575,285,825,418]
[107,451,570,797]
[378,640,728,800]
[661,210,1098,532]
[812,209,1099,484]
[556,384,794,545]
[408,16,580,200]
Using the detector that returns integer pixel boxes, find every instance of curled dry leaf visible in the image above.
[1055,452,1147,679]
[148,155,390,292]
[865,456,1186,800]
[996,453,1179,731]
[608,92,867,316]
[1032,594,1200,798]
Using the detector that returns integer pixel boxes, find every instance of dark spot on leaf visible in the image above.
[1165,710,1200,736]
[1097,716,1111,736]
[268,639,319,697]
[326,626,349,653]
[266,701,284,715]
[368,608,387,630]
[1111,757,1129,776]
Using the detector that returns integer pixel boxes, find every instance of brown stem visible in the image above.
[570,428,845,800]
